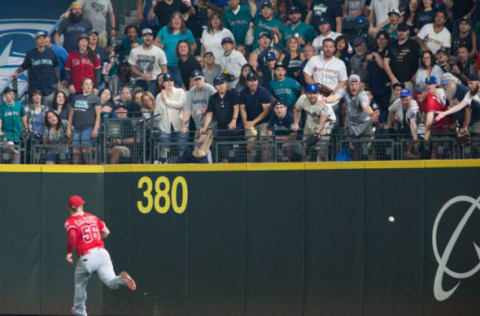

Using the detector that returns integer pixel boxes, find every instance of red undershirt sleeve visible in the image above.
[67,228,77,254]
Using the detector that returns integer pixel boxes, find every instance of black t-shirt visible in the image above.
[71,93,100,129]
[452,0,474,20]
[21,47,58,96]
[367,49,389,96]
[415,10,435,30]
[154,0,189,29]
[178,56,202,90]
[268,111,294,136]
[310,0,342,33]
[386,39,420,83]
[207,90,239,128]
[240,86,271,124]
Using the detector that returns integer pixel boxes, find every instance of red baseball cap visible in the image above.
[68,195,85,209]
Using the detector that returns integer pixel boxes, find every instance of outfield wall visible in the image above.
[1,161,479,316]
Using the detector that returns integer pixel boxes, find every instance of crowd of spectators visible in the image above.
[1,0,480,163]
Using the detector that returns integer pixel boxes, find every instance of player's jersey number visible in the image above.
[137,176,188,214]
[81,224,100,243]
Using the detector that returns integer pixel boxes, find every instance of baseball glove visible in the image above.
[457,129,471,147]
[305,133,320,148]
[317,84,333,97]
[406,140,421,159]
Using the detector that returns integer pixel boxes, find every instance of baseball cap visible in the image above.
[467,73,480,82]
[273,99,286,106]
[246,71,259,81]
[35,31,47,39]
[88,30,99,36]
[318,17,329,25]
[142,28,153,36]
[3,87,17,94]
[415,81,428,93]
[258,31,271,39]
[348,74,361,83]
[70,1,82,9]
[114,104,128,112]
[260,0,273,9]
[191,69,204,80]
[77,33,89,42]
[68,195,85,209]
[436,48,449,55]
[290,6,301,14]
[221,37,234,45]
[388,9,400,16]
[162,73,173,81]
[425,76,437,85]
[440,73,456,85]
[392,82,405,89]
[352,38,366,47]
[306,84,319,93]
[397,23,410,32]
[265,51,276,61]
[213,75,225,85]
[203,50,214,57]
[400,89,412,97]
[274,62,287,70]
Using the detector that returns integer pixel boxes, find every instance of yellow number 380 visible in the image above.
[137,176,188,214]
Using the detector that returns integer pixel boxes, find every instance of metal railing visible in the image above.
[3,122,480,164]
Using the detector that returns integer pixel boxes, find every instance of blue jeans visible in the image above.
[152,130,188,162]
[134,79,157,94]
[168,66,184,88]
[72,127,94,146]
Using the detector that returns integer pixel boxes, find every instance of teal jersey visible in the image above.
[269,77,302,109]
[0,101,26,142]
[223,5,252,46]
[157,26,195,67]
[282,23,317,46]
[253,15,284,49]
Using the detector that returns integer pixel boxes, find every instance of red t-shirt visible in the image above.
[64,212,105,257]
[64,51,101,93]
[416,92,452,132]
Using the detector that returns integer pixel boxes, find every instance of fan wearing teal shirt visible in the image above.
[155,12,196,86]
[269,63,302,110]
[252,1,284,50]
[223,0,252,47]
[282,6,316,47]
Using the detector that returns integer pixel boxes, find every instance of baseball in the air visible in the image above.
[144,292,148,296]
[388,216,395,222]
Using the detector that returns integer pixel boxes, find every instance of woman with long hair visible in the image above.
[26,89,48,141]
[200,13,234,62]
[99,88,115,120]
[415,0,435,31]
[403,0,420,36]
[366,31,391,120]
[65,33,101,95]
[155,12,197,87]
[177,40,202,90]
[334,35,352,74]
[413,50,444,85]
[43,110,69,164]
[235,63,255,94]
[281,37,305,82]
[50,90,71,123]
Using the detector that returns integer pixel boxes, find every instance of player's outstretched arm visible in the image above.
[66,253,73,264]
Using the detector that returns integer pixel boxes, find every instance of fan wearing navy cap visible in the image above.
[11,31,59,107]
[292,83,337,161]
[250,0,284,50]
[282,6,316,47]
[267,99,297,161]
[218,37,247,88]
[239,71,272,162]
[269,62,302,110]
[201,75,242,162]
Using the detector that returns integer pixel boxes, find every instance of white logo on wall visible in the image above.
[433,195,480,301]
[0,19,56,91]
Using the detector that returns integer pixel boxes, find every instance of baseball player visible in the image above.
[64,195,136,316]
